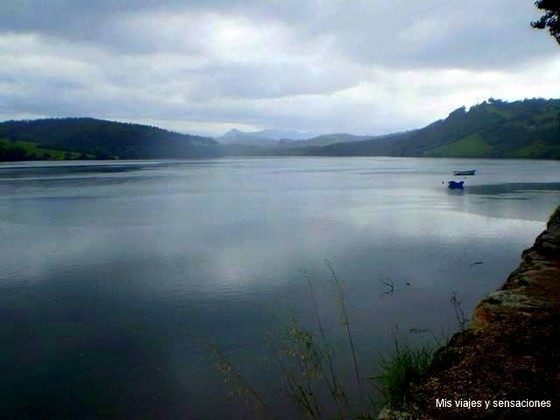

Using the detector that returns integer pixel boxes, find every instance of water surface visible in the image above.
[1,157,559,417]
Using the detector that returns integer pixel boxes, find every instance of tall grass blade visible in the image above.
[325,259,362,391]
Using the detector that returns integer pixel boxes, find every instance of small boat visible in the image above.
[448,180,464,189]
[453,169,476,176]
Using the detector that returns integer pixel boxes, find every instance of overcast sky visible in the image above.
[1,0,559,137]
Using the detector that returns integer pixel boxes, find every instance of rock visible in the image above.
[405,205,560,419]
[377,407,415,419]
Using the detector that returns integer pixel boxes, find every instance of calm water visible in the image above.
[1,157,560,418]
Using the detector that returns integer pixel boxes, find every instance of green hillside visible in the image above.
[304,98,560,159]
[0,138,87,161]
[2,98,560,162]
[425,133,493,157]
[0,118,221,161]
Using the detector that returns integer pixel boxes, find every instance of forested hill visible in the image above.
[0,118,221,160]
[2,99,560,161]
[304,98,560,159]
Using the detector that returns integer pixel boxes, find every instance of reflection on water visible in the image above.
[449,182,560,222]
[466,182,560,195]
[1,157,559,417]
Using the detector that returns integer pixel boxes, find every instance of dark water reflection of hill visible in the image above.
[448,182,560,222]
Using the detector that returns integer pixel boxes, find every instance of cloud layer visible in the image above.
[1,0,559,136]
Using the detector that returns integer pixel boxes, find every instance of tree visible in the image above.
[531,0,560,45]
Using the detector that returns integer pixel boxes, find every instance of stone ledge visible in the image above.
[387,206,560,419]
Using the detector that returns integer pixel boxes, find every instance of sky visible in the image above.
[1,0,560,137]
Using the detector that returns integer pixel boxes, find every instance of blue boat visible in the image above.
[448,180,464,189]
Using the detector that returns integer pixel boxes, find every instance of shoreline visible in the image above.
[382,206,560,418]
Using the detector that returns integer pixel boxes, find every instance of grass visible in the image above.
[273,262,364,418]
[505,142,560,159]
[0,138,86,160]
[212,265,465,418]
[213,263,366,418]
[373,291,468,410]
[301,269,351,415]
[507,142,549,158]
[424,133,492,157]
[450,291,468,331]
[375,341,435,409]
[214,347,275,418]
[277,319,331,418]
[325,260,362,391]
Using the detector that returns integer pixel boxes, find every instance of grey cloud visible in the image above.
[1,0,556,69]
[196,61,366,99]
[1,1,560,136]
[330,0,556,69]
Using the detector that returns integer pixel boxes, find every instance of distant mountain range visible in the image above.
[217,128,313,144]
[1,98,559,162]
[216,128,383,148]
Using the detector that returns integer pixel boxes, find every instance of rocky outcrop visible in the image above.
[408,206,560,419]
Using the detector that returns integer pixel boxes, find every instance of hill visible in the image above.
[2,99,559,161]
[286,133,379,148]
[217,128,377,149]
[217,128,313,145]
[219,133,383,155]
[303,98,560,158]
[0,138,87,162]
[0,118,221,160]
